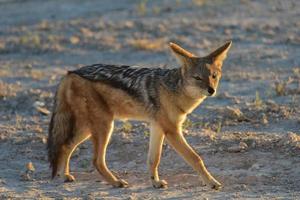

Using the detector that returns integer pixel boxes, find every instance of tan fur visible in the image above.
[48,41,232,189]
[169,42,196,58]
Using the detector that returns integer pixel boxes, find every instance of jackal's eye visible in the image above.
[193,76,203,81]
[212,72,217,79]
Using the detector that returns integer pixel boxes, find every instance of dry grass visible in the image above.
[80,28,94,38]
[15,114,24,130]
[0,81,21,98]
[152,6,161,15]
[19,34,41,48]
[0,41,6,52]
[0,68,11,77]
[292,67,300,77]
[136,0,148,16]
[69,36,80,45]
[127,38,166,52]
[100,35,120,49]
[121,121,133,133]
[27,70,45,80]
[216,121,222,133]
[254,91,263,108]
[192,0,206,6]
[37,20,51,31]
[274,77,293,96]
[274,82,286,96]
[10,33,65,53]
[182,118,193,130]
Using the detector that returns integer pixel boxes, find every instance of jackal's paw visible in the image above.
[152,179,168,189]
[64,174,76,182]
[209,180,222,190]
[112,179,129,188]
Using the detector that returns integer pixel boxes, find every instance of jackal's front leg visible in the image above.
[147,123,167,188]
[165,130,222,190]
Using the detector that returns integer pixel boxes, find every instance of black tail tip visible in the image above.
[50,159,58,179]
[51,168,57,179]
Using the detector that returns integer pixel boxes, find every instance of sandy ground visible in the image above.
[0,0,300,199]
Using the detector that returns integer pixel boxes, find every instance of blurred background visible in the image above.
[0,0,299,199]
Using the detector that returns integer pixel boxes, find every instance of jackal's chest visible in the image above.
[178,96,207,114]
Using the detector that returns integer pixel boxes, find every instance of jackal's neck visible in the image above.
[175,90,206,114]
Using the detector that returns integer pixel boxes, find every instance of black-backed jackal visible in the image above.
[48,41,232,189]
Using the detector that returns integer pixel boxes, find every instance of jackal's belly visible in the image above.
[112,101,150,122]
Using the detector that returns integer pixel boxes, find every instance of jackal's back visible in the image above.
[69,64,182,110]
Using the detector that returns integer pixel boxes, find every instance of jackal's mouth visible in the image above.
[198,85,216,96]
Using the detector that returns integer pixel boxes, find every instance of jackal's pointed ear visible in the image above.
[169,42,196,65]
[207,41,232,68]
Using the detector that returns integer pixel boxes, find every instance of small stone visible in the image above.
[227,142,248,153]
[80,28,94,38]
[266,100,277,107]
[127,161,136,168]
[25,64,33,69]
[239,142,248,151]
[42,137,47,144]
[224,28,232,35]
[35,106,50,115]
[33,101,45,107]
[261,113,268,125]
[35,126,43,133]
[70,36,80,44]
[240,184,247,190]
[85,194,95,200]
[234,184,247,190]
[250,163,261,170]
[26,162,35,172]
[225,106,245,121]
[0,135,6,141]
[251,140,256,148]
[218,92,231,98]
[124,21,134,28]
[20,173,32,181]
[127,195,137,200]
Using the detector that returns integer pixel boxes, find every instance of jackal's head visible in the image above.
[170,41,232,98]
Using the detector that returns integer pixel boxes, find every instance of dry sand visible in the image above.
[0,0,299,199]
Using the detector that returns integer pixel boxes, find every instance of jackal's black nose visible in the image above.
[208,87,215,95]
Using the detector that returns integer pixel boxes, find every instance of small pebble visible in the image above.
[20,173,32,181]
[227,142,248,153]
[250,163,261,170]
[26,162,35,172]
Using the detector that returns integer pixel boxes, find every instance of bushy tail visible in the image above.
[47,84,74,178]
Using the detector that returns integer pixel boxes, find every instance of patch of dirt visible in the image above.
[0,0,299,199]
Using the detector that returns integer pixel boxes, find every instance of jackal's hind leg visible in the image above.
[148,123,167,188]
[56,129,91,182]
[92,120,128,188]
